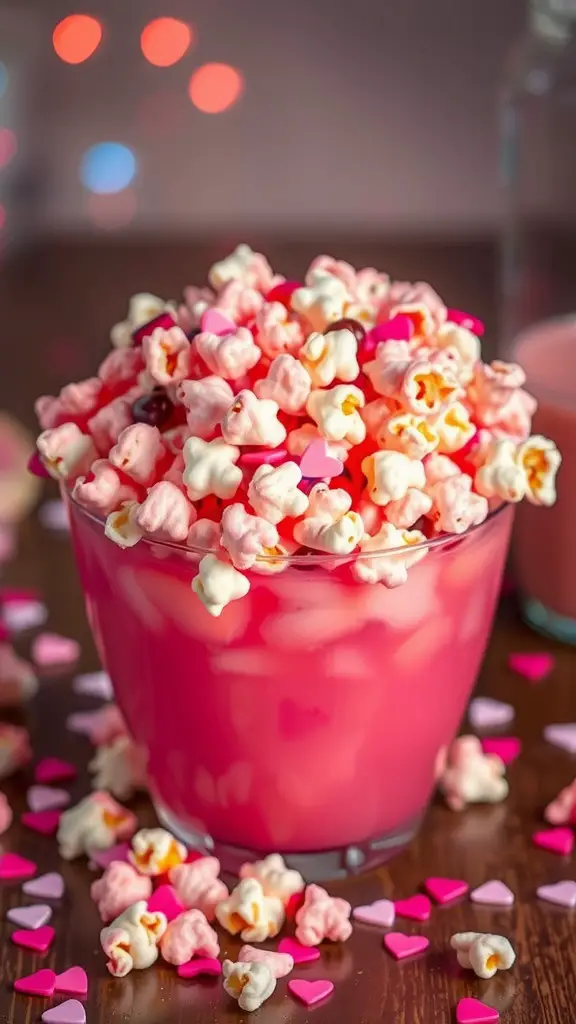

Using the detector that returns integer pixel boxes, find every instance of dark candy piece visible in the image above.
[131,389,173,429]
[324,318,366,344]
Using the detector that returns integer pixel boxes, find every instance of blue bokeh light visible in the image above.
[80,142,137,195]
[0,62,8,99]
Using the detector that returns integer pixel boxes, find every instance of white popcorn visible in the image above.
[401,359,460,417]
[104,501,144,549]
[110,293,167,349]
[239,854,305,902]
[222,960,276,1012]
[192,553,250,617]
[362,450,426,506]
[307,385,366,445]
[89,736,147,801]
[292,271,349,331]
[385,487,433,529]
[129,827,187,876]
[220,504,279,570]
[384,412,439,459]
[474,439,528,503]
[250,537,299,574]
[434,401,476,453]
[195,327,261,380]
[352,523,428,587]
[437,322,481,380]
[451,932,516,979]
[299,328,360,387]
[183,436,242,501]
[293,507,363,555]
[208,243,273,291]
[57,792,135,860]
[517,434,561,506]
[247,462,309,524]
[100,901,167,977]
[187,518,221,551]
[215,878,285,943]
[221,390,287,448]
[177,375,234,439]
[37,423,97,481]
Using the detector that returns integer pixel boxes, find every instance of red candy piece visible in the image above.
[27,452,50,478]
[35,757,77,784]
[394,894,431,921]
[265,281,302,307]
[446,308,485,337]
[11,926,56,953]
[239,447,288,469]
[131,311,177,347]
[22,810,62,836]
[14,968,56,997]
[147,884,185,922]
[0,852,37,880]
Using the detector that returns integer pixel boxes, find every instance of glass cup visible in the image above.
[67,494,512,879]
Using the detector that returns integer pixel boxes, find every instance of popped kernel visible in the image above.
[255,301,304,358]
[169,857,228,920]
[254,354,311,414]
[215,877,285,942]
[384,411,439,459]
[110,293,168,349]
[136,481,196,542]
[352,524,427,587]
[222,960,276,1013]
[73,459,141,516]
[160,908,220,965]
[238,944,294,978]
[128,827,187,876]
[247,462,309,524]
[401,359,460,417]
[434,401,476,453]
[451,932,516,979]
[91,861,153,923]
[142,326,190,386]
[439,735,509,811]
[292,271,349,332]
[182,436,242,501]
[89,735,148,801]
[221,390,287,448]
[221,503,279,570]
[192,553,250,616]
[104,501,143,549]
[58,791,137,859]
[177,375,234,438]
[306,384,366,444]
[385,488,433,529]
[293,487,363,554]
[239,853,305,902]
[428,474,489,534]
[37,423,97,482]
[195,326,261,380]
[295,883,352,946]
[299,327,360,387]
[109,423,166,486]
[209,243,275,293]
[362,450,426,506]
[100,900,167,976]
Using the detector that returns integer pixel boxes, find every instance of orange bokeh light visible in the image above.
[188,63,244,114]
[141,18,193,67]
[53,14,103,65]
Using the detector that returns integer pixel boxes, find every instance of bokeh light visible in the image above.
[80,142,137,194]
[53,15,103,65]
[87,189,137,230]
[141,18,193,67]
[0,128,17,170]
[188,63,244,114]
[0,62,8,99]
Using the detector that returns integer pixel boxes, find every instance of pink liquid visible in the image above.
[513,318,576,621]
[69,501,512,856]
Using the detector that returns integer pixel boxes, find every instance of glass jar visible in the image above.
[501,0,576,643]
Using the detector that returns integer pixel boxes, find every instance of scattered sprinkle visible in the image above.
[352,898,395,927]
[7,903,52,929]
[480,736,522,764]
[14,968,56,997]
[1,599,48,633]
[23,872,65,900]
[424,877,469,904]
[393,894,431,921]
[177,957,222,978]
[456,997,499,1023]
[468,697,514,730]
[11,925,55,953]
[27,785,71,814]
[288,979,334,1007]
[508,652,554,683]
[73,669,113,701]
[39,499,70,532]
[470,880,515,906]
[55,967,89,998]
[532,827,574,856]
[147,884,185,922]
[543,723,576,754]
[277,937,321,963]
[21,810,62,836]
[32,633,81,669]
[35,757,77,784]
[42,1000,86,1024]
[536,880,576,908]
[383,932,430,960]
[0,852,37,880]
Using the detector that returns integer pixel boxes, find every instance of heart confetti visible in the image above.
[0,852,37,880]
[536,880,576,908]
[1,600,47,633]
[23,872,65,900]
[288,979,334,1007]
[66,710,103,736]
[14,968,56,997]
[533,827,574,856]
[468,697,515,730]
[470,880,515,906]
[424,877,469,904]
[383,932,430,960]
[7,903,52,929]
[394,894,431,921]
[508,651,554,682]
[32,633,80,669]
[456,997,499,1023]
[147,884,185,922]
[35,757,77,784]
[27,785,71,814]
[200,308,237,337]
[11,925,55,953]
[177,958,222,979]
[73,670,113,701]
[22,810,62,836]
[352,899,395,927]
[55,967,89,998]
[480,737,522,764]
[88,842,130,870]
[544,723,576,754]
[42,1000,86,1024]
[277,937,321,964]
[39,499,70,532]
[299,439,343,480]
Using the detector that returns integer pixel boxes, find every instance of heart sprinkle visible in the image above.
[352,898,396,928]
[480,737,522,764]
[147,884,185,922]
[424,877,469,904]
[394,894,431,921]
[456,996,500,1023]
[27,785,71,814]
[73,670,113,701]
[14,968,56,997]
[508,651,554,682]
[288,979,334,1007]
[177,958,222,979]
[536,880,576,908]
[299,439,344,480]
[11,926,55,953]
[55,967,89,998]
[31,632,80,668]
[42,999,87,1024]
[468,697,515,730]
[470,880,515,906]
[21,809,62,836]
[533,827,574,856]
[34,757,77,785]
[544,723,576,754]
[0,852,37,880]
[23,872,65,900]
[383,932,430,960]
[7,903,52,929]
[277,937,321,964]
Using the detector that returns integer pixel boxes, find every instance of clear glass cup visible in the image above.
[501,0,576,642]
[66,493,512,879]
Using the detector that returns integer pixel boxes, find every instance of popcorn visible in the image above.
[0,644,38,705]
[436,322,481,380]
[306,254,357,292]
[182,436,242,501]
[160,908,220,965]
[89,735,148,801]
[238,944,294,978]
[221,503,279,570]
[307,385,366,445]
[473,359,526,410]
[299,327,360,387]
[292,272,349,331]
[58,792,137,859]
[293,485,363,554]
[221,390,287,448]
[0,722,32,779]
[73,459,141,516]
[98,347,144,391]
[250,536,299,574]
[401,359,460,417]
[362,450,426,506]
[438,735,509,811]
[247,462,309,524]
[544,779,576,825]
[385,488,433,529]
[517,434,562,506]
[384,412,439,459]
[434,401,476,453]
[215,878,285,942]
[485,387,537,441]
[100,900,167,976]
[195,326,261,380]
[88,704,127,747]
[239,853,305,902]
[352,523,427,587]
[105,501,143,549]
[37,423,97,481]
[424,451,461,486]
[136,481,196,542]
[187,517,221,551]
[128,827,187,876]
[255,301,304,358]
[209,244,275,293]
[179,284,215,329]
[192,553,250,616]
[88,392,137,454]
[451,932,516,979]
[215,280,265,323]
[295,884,353,946]
[222,960,276,1013]
[91,861,153,923]
[58,377,104,417]
[286,423,350,461]
[109,423,166,486]
[363,340,413,397]
[169,857,228,920]
[254,354,311,414]
[474,435,562,505]
[428,474,489,534]
[142,326,190,386]
[177,375,234,438]
[111,293,168,348]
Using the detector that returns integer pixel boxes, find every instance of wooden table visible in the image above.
[1,240,575,1024]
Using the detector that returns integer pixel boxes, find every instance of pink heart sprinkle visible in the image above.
[424,877,469,905]
[536,880,576,908]
[352,898,395,928]
[383,932,430,960]
[299,439,343,480]
[480,736,522,764]
[32,632,80,669]
[0,586,42,603]
[88,842,130,870]
[544,723,576,754]
[200,309,237,337]
[394,894,431,922]
[27,786,71,814]
[288,979,334,1007]
[470,880,514,906]
[277,937,321,964]
[73,670,113,701]
[446,309,485,337]
[239,447,288,468]
[66,710,103,736]
[22,810,62,836]
[147,884,185,922]
[2,599,47,633]
[468,697,515,730]
[22,872,65,900]
[42,1000,86,1024]
[55,967,89,998]
[177,957,222,979]
[456,997,499,1023]
[0,852,37,880]
[508,651,554,682]
[39,499,70,532]
[366,314,414,346]
[11,925,55,953]
[14,968,56,997]
[7,903,52,929]
[35,757,77,785]
[533,827,574,856]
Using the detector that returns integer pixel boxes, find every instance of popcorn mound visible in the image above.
[34,245,561,616]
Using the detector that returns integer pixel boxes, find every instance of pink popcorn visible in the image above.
[109,423,166,486]
[0,643,37,705]
[255,302,304,358]
[247,462,308,524]
[352,523,428,587]
[73,459,141,516]
[89,735,148,801]
[91,861,153,923]
[362,450,426,506]
[357,495,384,535]
[177,375,234,439]
[424,451,461,486]
[37,423,97,482]
[361,398,401,444]
[98,347,145,392]
[178,284,216,330]
[142,326,190,386]
[292,272,349,332]
[214,280,265,323]
[435,322,481,381]
[239,853,304,902]
[306,254,357,292]
[385,487,433,529]
[183,437,242,501]
[295,884,352,946]
[353,266,391,308]
[169,858,228,920]
[300,327,360,387]
[192,553,250,616]
[384,411,439,460]
[88,391,139,454]
[221,503,279,570]
[401,360,460,417]
[473,360,526,411]
[428,474,489,534]
[160,908,219,966]
[195,326,260,380]
[477,387,537,441]
[307,385,366,445]
[389,281,447,330]
[187,518,221,551]
[238,945,294,978]
[89,703,127,746]
[439,735,509,811]
[0,722,32,779]
[363,340,413,397]
[255,354,311,414]
[544,779,576,826]
[35,395,66,430]
[221,390,287,448]
[101,900,167,976]
[110,292,168,348]
[162,426,190,454]
[209,244,275,293]
[59,377,104,418]
[136,482,195,542]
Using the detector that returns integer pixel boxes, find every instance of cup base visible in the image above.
[154,799,422,881]
[521,595,576,646]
